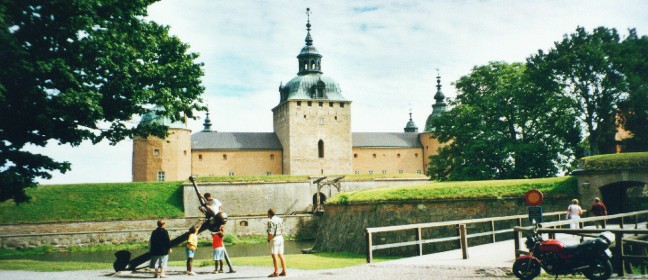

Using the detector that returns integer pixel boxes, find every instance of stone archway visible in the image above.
[599,181,646,215]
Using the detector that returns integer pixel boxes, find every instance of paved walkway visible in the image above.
[1,228,644,279]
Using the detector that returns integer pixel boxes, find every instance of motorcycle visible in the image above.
[512,224,614,280]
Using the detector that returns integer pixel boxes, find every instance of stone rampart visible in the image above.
[183,178,429,217]
[0,215,312,250]
[314,196,570,254]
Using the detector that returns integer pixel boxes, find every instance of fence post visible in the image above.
[459,224,468,259]
[416,227,423,256]
[514,227,521,258]
[491,221,496,243]
[366,229,373,263]
[614,232,624,277]
[620,217,625,229]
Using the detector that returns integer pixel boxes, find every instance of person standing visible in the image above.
[566,199,583,229]
[149,220,171,278]
[185,226,198,276]
[267,208,287,277]
[590,197,608,229]
[211,225,225,274]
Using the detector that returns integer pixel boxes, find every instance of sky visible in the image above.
[31,0,648,184]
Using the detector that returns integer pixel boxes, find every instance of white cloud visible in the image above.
[36,0,648,184]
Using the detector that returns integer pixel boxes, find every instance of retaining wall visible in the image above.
[313,196,570,254]
[0,215,312,250]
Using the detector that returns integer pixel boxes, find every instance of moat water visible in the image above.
[1,241,314,263]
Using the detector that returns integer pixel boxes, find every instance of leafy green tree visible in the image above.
[0,0,205,202]
[427,62,581,181]
[616,29,648,152]
[527,26,625,155]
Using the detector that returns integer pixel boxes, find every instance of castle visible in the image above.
[132,14,447,182]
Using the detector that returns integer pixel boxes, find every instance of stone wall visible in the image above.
[0,215,312,250]
[183,178,429,217]
[313,196,570,254]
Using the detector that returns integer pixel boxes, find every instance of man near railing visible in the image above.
[590,197,608,229]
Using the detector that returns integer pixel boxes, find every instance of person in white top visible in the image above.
[566,199,583,229]
[199,193,222,216]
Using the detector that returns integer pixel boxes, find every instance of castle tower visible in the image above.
[272,8,352,175]
[404,110,419,132]
[420,74,448,174]
[132,107,192,181]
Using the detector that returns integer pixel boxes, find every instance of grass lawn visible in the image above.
[580,151,648,170]
[327,176,577,204]
[0,252,390,272]
[0,181,184,224]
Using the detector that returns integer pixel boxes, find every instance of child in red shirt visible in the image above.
[211,225,225,273]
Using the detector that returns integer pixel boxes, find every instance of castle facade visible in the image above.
[132,16,447,182]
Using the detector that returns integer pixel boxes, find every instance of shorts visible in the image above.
[186,248,195,258]
[213,247,225,260]
[268,235,284,255]
[149,255,168,269]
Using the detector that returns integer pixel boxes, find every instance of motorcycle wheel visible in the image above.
[512,258,541,280]
[583,258,612,280]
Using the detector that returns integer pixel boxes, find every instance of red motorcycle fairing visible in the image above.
[538,239,576,260]
[515,254,540,262]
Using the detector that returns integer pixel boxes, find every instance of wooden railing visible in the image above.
[365,210,571,263]
[513,209,648,277]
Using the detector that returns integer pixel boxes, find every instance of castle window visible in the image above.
[157,171,165,182]
[318,140,325,158]
[382,170,387,174]
[335,116,338,120]
[399,170,404,174]
[270,154,275,160]
[415,153,419,158]
[329,102,334,107]
[417,170,422,174]
[354,153,358,158]
[199,154,203,160]
[369,170,374,174]
[308,101,312,106]
[319,102,323,107]
[354,171,359,174]
[228,172,235,176]
[304,115,307,119]
[319,117,325,124]
[297,101,302,106]
[267,172,272,176]
[372,154,376,158]
[154,149,160,156]
[239,221,248,227]
[183,150,187,156]
[426,146,429,150]
[397,153,401,158]
[223,154,227,160]
[340,103,345,108]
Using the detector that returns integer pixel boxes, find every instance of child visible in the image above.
[149,220,171,278]
[186,226,198,276]
[211,225,225,273]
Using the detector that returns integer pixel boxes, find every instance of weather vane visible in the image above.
[306,8,311,21]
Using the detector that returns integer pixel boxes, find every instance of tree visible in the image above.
[616,29,648,152]
[426,62,581,181]
[0,0,205,202]
[527,26,625,155]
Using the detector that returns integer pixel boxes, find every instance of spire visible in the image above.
[424,70,448,132]
[297,8,323,75]
[404,108,419,132]
[432,71,447,116]
[203,108,213,132]
[305,8,313,46]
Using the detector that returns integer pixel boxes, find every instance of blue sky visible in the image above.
[31,0,648,184]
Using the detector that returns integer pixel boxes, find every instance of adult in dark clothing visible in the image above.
[590,197,608,229]
[149,220,172,278]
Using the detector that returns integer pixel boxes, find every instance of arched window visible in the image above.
[318,140,324,158]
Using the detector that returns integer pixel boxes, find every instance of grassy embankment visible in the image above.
[327,176,578,204]
[579,151,648,170]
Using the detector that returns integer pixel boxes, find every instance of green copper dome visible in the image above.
[139,106,187,129]
[278,9,347,103]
